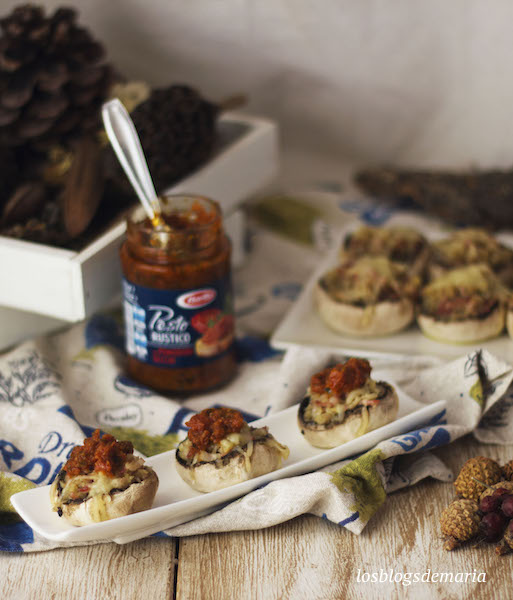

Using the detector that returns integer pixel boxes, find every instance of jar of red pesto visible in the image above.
[120,195,237,394]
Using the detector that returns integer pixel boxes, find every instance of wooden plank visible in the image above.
[1,435,510,599]
[177,435,513,599]
[0,537,177,600]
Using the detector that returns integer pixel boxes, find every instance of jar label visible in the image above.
[122,277,235,368]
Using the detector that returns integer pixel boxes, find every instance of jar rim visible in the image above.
[127,194,221,235]
[126,194,223,257]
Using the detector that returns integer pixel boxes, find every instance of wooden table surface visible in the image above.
[2,434,512,600]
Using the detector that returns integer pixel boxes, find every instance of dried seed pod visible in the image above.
[60,135,104,239]
[1,181,46,226]
[454,457,502,501]
[1,216,67,245]
[440,499,481,551]
[354,166,513,231]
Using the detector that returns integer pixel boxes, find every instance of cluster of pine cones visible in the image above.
[440,456,513,554]
[0,4,219,247]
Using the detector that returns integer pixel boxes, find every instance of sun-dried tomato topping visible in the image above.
[434,295,497,320]
[185,407,245,455]
[310,358,371,397]
[63,429,134,478]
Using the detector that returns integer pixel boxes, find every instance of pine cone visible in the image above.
[454,457,502,501]
[440,499,481,551]
[0,145,20,204]
[105,85,219,193]
[0,4,112,149]
[502,460,513,481]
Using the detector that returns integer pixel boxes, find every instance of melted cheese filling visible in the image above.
[56,456,146,506]
[178,425,289,469]
[346,226,424,260]
[422,264,506,316]
[434,229,513,268]
[322,256,417,305]
[304,377,380,426]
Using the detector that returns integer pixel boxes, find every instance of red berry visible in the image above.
[480,495,502,513]
[492,487,510,498]
[501,495,513,518]
[480,512,507,542]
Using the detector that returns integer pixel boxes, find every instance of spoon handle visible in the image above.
[102,98,161,221]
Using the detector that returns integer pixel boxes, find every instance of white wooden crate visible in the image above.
[0,113,279,323]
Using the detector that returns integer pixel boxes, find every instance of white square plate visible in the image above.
[11,394,445,545]
[271,229,513,361]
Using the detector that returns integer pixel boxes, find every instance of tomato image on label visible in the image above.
[195,313,235,357]
[191,309,222,333]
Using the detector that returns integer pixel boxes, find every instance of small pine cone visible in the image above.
[440,499,480,551]
[502,460,513,481]
[496,522,513,555]
[505,522,513,549]
[454,457,502,501]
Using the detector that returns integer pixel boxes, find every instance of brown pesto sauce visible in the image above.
[120,198,237,394]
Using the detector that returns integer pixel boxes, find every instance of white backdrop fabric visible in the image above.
[4,0,513,173]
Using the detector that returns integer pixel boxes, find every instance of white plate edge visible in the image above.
[11,398,447,544]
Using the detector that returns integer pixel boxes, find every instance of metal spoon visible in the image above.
[101,98,169,230]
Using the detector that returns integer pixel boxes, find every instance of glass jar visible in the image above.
[120,195,237,394]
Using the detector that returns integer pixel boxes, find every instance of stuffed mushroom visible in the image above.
[341,225,430,277]
[429,228,513,287]
[417,263,506,344]
[175,407,289,493]
[314,256,420,336]
[50,429,158,526]
[298,358,399,449]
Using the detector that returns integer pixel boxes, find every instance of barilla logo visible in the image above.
[177,288,217,309]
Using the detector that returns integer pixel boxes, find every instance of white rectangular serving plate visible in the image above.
[11,395,445,545]
[271,229,513,361]
[0,112,278,322]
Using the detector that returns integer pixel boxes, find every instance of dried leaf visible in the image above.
[60,136,104,238]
